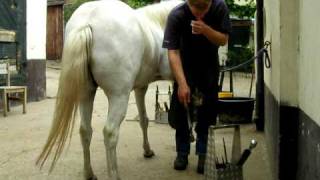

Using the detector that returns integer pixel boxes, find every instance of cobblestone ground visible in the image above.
[0,61,271,180]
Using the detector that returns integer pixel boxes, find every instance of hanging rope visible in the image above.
[219,41,271,98]
[220,41,271,73]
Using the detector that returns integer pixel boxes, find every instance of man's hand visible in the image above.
[178,83,190,108]
[191,19,228,46]
[191,19,209,35]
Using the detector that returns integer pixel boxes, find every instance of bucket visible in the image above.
[218,91,234,98]
[218,97,255,124]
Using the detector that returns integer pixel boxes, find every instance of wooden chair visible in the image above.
[0,59,27,116]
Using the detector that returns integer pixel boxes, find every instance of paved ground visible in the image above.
[0,61,271,180]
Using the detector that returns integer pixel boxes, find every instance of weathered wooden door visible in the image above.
[47,4,64,60]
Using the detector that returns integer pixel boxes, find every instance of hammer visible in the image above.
[236,139,258,166]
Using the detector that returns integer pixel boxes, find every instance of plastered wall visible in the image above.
[298,0,320,126]
[263,0,280,102]
[26,0,47,60]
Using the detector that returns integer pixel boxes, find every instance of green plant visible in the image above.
[126,0,154,9]
[225,0,256,19]
[224,1,255,72]
[64,0,95,23]
[64,0,155,23]
[227,46,254,72]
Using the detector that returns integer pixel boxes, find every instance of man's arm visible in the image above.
[168,49,190,107]
[191,20,229,46]
[203,25,229,46]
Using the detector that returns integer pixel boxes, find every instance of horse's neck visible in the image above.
[133,1,182,82]
[136,0,183,29]
[134,0,183,60]
[136,4,166,30]
[135,11,163,63]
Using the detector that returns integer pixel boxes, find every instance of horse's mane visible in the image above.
[136,0,183,29]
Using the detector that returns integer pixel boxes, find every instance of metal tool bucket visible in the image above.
[205,124,243,180]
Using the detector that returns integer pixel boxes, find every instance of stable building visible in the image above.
[0,0,46,102]
[262,0,320,179]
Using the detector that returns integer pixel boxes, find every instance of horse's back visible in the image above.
[66,0,134,34]
[66,0,145,93]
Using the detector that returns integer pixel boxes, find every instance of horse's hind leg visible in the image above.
[134,87,155,158]
[103,93,130,180]
[79,87,97,180]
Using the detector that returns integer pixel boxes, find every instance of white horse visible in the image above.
[36,0,182,180]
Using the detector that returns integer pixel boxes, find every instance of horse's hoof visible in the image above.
[87,175,98,180]
[144,150,155,158]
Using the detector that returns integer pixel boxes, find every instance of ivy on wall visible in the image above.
[63,0,255,72]
[64,0,94,23]
[64,0,256,22]
[126,0,155,9]
[64,0,156,23]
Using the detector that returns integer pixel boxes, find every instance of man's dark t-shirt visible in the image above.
[163,0,231,93]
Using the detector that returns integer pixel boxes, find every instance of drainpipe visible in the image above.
[255,0,264,131]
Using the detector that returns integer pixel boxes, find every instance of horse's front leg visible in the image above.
[103,94,130,180]
[134,87,155,158]
[79,87,97,180]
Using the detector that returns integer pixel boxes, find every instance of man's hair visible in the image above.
[188,0,211,10]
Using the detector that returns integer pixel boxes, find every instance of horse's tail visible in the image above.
[36,25,92,172]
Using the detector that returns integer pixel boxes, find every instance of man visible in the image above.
[162,0,231,174]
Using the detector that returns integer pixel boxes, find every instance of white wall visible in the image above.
[26,0,47,60]
[264,0,281,101]
[264,0,300,107]
[299,0,320,125]
[279,0,299,106]
[265,0,320,125]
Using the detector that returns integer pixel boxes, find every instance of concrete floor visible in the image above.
[0,62,272,180]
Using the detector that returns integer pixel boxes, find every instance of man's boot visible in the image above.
[174,154,188,170]
[197,154,206,174]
